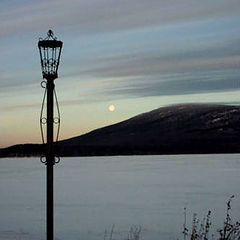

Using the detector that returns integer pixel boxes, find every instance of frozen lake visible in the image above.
[0,154,240,240]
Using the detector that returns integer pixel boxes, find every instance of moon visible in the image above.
[108,104,115,112]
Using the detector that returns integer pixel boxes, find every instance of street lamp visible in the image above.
[38,30,63,81]
[38,30,63,240]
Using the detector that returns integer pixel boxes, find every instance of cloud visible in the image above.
[79,38,240,78]
[1,0,240,106]
[58,38,240,101]
[81,55,240,79]
[1,0,240,36]
[0,103,40,112]
[104,70,240,98]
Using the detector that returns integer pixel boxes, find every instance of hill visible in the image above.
[1,103,240,157]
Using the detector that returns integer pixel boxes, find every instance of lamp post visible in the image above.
[38,30,63,240]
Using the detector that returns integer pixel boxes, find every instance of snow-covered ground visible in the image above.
[1,155,240,240]
[1,230,43,240]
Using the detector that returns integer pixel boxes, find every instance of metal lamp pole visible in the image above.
[38,30,63,240]
[46,77,54,240]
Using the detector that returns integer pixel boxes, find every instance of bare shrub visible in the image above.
[182,196,240,240]
[104,225,141,240]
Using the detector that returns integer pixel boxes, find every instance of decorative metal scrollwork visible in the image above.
[40,81,47,144]
[40,155,60,165]
[40,155,47,164]
[40,81,61,164]
[54,88,60,142]
[41,80,47,88]
[40,117,47,124]
[54,156,60,164]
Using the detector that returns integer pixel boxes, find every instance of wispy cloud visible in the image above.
[1,0,240,36]
[103,70,240,98]
[64,37,240,76]
[81,54,240,78]
[0,103,40,111]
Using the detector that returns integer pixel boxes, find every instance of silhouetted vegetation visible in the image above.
[103,225,141,240]
[182,196,240,240]
[103,197,240,240]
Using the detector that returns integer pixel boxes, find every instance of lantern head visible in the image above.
[38,30,63,80]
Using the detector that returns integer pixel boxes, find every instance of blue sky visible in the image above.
[1,0,240,147]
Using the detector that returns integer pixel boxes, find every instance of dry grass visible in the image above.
[103,196,240,240]
[182,196,240,240]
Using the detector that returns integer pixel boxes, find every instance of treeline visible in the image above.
[1,140,240,158]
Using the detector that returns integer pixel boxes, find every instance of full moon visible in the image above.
[108,104,115,112]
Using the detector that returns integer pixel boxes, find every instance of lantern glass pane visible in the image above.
[40,46,61,78]
[38,31,63,80]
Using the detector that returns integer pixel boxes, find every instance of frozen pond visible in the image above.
[0,154,240,240]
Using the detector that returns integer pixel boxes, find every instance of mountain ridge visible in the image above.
[1,103,240,157]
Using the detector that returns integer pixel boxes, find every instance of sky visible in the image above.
[0,0,240,147]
